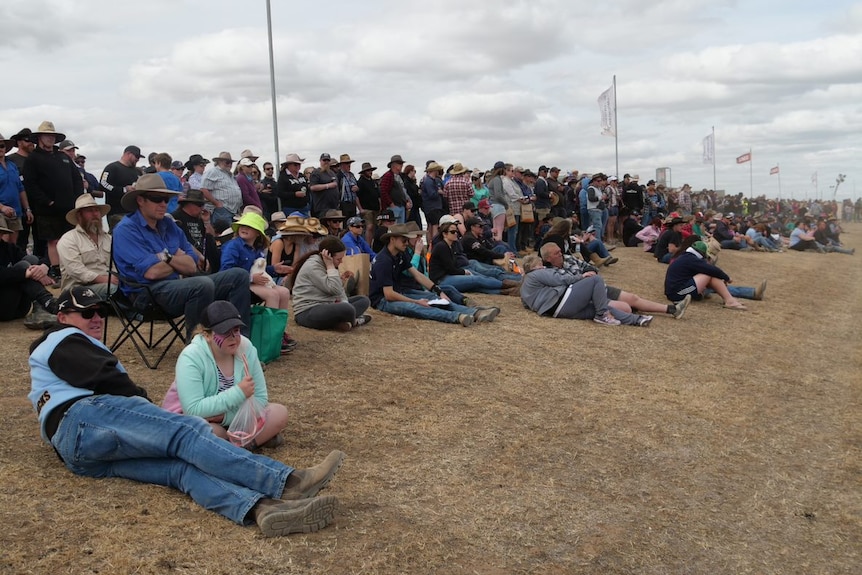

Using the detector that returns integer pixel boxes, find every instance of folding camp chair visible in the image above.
[102,243,186,369]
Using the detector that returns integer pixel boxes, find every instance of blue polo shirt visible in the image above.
[369,247,412,307]
[112,210,199,295]
[0,160,24,215]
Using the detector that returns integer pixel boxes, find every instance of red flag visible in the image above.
[736,153,751,164]
[770,166,779,175]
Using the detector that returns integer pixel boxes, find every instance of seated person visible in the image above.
[370,223,498,326]
[788,220,822,252]
[220,212,297,353]
[371,209,396,253]
[290,236,372,331]
[461,217,514,266]
[0,223,58,329]
[171,189,216,273]
[57,193,117,298]
[433,215,522,282]
[165,301,288,448]
[112,174,250,342]
[745,223,782,252]
[539,218,618,267]
[654,216,685,264]
[320,209,346,237]
[341,216,374,256]
[520,244,650,326]
[430,221,520,296]
[814,219,854,254]
[635,215,662,252]
[712,213,752,250]
[620,210,643,247]
[665,236,766,311]
[403,230,473,306]
[29,286,345,538]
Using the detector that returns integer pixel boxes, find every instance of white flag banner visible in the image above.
[598,83,616,137]
[702,133,714,164]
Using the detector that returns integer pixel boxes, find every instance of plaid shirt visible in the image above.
[442,174,473,215]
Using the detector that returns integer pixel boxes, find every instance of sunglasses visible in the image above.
[142,194,171,204]
[68,307,108,319]
[444,229,459,235]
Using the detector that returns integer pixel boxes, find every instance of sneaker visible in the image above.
[281,334,298,354]
[474,307,500,323]
[254,496,338,537]
[672,294,691,319]
[353,314,372,327]
[282,450,346,500]
[23,306,58,330]
[753,279,767,300]
[637,315,654,327]
[458,313,474,327]
[593,312,621,326]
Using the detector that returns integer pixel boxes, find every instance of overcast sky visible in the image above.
[3,0,861,201]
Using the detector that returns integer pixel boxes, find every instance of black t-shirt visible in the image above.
[308,168,338,217]
[369,246,412,307]
[655,229,682,261]
[100,161,141,214]
[171,208,207,253]
[357,175,380,212]
[276,170,310,211]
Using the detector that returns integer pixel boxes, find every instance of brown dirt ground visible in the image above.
[1,224,860,575]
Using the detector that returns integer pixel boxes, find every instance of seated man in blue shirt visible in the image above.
[341,216,374,256]
[112,174,250,340]
[369,223,497,326]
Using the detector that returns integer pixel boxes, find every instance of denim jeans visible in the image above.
[588,209,604,239]
[375,288,477,323]
[466,260,521,282]
[137,267,250,340]
[390,205,406,224]
[52,395,291,524]
[440,273,502,294]
[210,206,235,230]
[506,216,519,252]
[720,239,747,250]
[704,285,757,299]
[586,239,610,259]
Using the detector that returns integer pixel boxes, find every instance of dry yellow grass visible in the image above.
[1,225,860,574]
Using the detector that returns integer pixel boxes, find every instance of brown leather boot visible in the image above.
[282,450,346,500]
[253,496,338,537]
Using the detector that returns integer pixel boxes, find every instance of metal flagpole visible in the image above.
[613,75,619,178]
[712,126,716,191]
[265,0,281,210]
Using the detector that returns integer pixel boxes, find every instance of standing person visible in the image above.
[335,154,361,219]
[168,301,289,448]
[605,176,621,242]
[586,173,608,241]
[442,162,474,216]
[308,153,339,218]
[29,286,345,538]
[276,153,311,216]
[379,154,410,224]
[677,183,693,216]
[486,161,508,243]
[420,162,445,244]
[235,157,262,211]
[57,194,115,298]
[470,169,489,206]
[258,161,279,219]
[533,166,552,223]
[402,164,422,227]
[502,164,522,252]
[200,152,243,229]
[355,162,380,245]
[0,132,32,245]
[290,236,372,331]
[22,121,84,284]
[153,153,183,214]
[184,154,209,190]
[6,128,41,255]
[99,145,144,230]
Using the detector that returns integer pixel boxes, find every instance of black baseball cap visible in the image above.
[57,286,108,314]
[124,145,143,159]
[201,301,246,334]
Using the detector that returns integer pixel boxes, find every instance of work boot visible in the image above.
[24,306,58,330]
[253,496,338,537]
[500,286,520,296]
[753,279,767,300]
[474,307,500,323]
[501,279,521,289]
[458,313,474,327]
[603,256,619,266]
[282,450,346,500]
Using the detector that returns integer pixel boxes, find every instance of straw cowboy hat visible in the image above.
[338,154,354,164]
[231,212,270,248]
[278,214,328,236]
[66,193,111,226]
[121,173,182,212]
[449,162,469,175]
[282,153,305,165]
[211,151,236,164]
[425,162,445,174]
[33,121,65,142]
[380,223,424,242]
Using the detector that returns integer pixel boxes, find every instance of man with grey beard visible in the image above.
[57,194,116,299]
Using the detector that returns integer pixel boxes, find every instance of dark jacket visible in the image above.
[429,240,467,283]
[664,250,730,300]
[23,147,83,216]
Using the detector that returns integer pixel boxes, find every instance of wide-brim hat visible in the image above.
[387,154,405,168]
[211,151,236,163]
[33,120,65,142]
[269,211,287,224]
[303,217,328,235]
[10,128,32,144]
[178,189,206,205]
[380,223,423,242]
[231,212,270,248]
[0,133,14,150]
[664,216,686,226]
[359,162,377,173]
[121,173,182,212]
[240,149,259,162]
[449,162,469,175]
[184,154,209,170]
[283,153,305,165]
[66,193,111,226]
[338,154,354,164]
[425,162,444,173]
[321,209,346,221]
[550,191,560,206]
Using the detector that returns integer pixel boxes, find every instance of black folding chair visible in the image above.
[102,243,186,369]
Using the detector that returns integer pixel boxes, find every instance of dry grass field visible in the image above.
[1,224,860,575]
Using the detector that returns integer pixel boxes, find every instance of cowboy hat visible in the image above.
[231,212,270,248]
[283,153,305,165]
[380,223,423,242]
[320,209,346,221]
[10,128,32,144]
[184,154,209,170]
[338,154,354,164]
[359,161,377,173]
[240,149,259,162]
[303,217,328,235]
[211,151,236,163]
[448,162,469,175]
[33,121,65,142]
[269,211,287,224]
[65,193,111,226]
[550,191,560,206]
[425,162,445,173]
[178,189,207,205]
[387,154,405,168]
[121,173,182,212]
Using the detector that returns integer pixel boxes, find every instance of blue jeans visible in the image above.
[375,288,477,323]
[390,205,406,224]
[440,274,502,294]
[506,216,519,252]
[210,206,235,230]
[137,267,251,341]
[704,285,757,299]
[586,239,610,258]
[588,209,604,239]
[52,395,291,524]
[720,239,748,250]
[466,260,521,282]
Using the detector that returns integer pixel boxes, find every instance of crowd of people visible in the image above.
[3,120,857,537]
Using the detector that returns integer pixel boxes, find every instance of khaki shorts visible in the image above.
[361,209,379,227]
[0,215,23,231]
